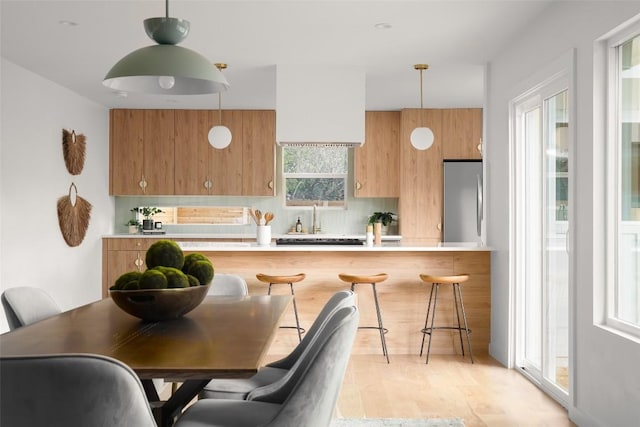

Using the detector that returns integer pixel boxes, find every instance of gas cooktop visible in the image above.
[275,238,364,246]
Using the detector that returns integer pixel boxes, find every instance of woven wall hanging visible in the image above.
[62,129,86,175]
[57,182,92,247]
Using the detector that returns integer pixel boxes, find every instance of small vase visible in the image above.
[142,219,154,230]
[128,225,139,234]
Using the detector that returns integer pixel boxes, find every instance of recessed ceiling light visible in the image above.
[58,20,78,27]
[374,22,392,30]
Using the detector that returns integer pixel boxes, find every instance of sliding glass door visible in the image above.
[512,77,571,405]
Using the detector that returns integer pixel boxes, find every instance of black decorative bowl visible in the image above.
[110,284,210,321]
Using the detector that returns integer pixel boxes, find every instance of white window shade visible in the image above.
[276,64,365,146]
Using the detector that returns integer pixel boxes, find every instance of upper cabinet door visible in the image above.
[354,111,400,198]
[209,110,244,195]
[143,110,175,195]
[398,108,443,244]
[110,109,144,195]
[109,109,174,195]
[174,110,211,195]
[242,110,276,196]
[442,108,483,160]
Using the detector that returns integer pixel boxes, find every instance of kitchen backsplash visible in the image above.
[115,195,398,236]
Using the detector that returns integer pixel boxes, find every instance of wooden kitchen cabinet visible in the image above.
[242,110,276,196]
[174,110,243,195]
[442,108,482,160]
[109,109,175,195]
[399,108,443,244]
[102,238,158,298]
[210,110,244,195]
[354,111,400,197]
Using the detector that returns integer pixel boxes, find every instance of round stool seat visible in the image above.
[419,274,469,284]
[338,273,388,284]
[257,273,306,285]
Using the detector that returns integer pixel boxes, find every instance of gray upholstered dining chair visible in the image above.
[1,286,61,330]
[208,273,249,296]
[0,353,157,427]
[199,290,355,400]
[175,305,359,427]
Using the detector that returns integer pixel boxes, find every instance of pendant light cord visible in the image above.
[419,68,424,127]
[218,92,222,123]
[165,0,169,18]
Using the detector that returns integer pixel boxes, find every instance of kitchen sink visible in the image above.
[275,238,364,246]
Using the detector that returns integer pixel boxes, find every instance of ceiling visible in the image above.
[0,0,553,111]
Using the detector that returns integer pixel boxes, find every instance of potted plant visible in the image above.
[132,207,163,231]
[125,219,141,234]
[368,212,396,235]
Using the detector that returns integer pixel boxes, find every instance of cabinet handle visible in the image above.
[139,175,147,193]
[437,223,442,231]
[477,138,482,153]
[134,257,144,270]
[356,181,362,190]
[268,180,274,189]
[203,180,212,190]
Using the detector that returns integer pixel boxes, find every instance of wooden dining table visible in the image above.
[0,294,291,427]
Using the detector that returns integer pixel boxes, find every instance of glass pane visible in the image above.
[285,177,345,204]
[617,33,640,326]
[283,146,348,174]
[543,90,569,393]
[524,106,542,371]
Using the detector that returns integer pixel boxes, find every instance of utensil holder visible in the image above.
[257,225,271,246]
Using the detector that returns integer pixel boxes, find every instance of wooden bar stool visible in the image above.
[338,273,389,363]
[256,273,306,342]
[419,273,474,364]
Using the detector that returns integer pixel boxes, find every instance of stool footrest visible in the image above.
[359,326,388,334]
[280,326,306,334]
[421,327,472,335]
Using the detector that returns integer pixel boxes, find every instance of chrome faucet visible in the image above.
[312,203,320,234]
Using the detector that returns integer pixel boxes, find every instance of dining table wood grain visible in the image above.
[0,294,291,426]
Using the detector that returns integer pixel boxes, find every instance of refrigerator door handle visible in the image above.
[476,174,483,237]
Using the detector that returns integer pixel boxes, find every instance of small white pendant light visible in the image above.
[410,64,434,150]
[103,0,229,95]
[208,63,232,149]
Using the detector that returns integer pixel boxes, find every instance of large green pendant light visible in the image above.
[103,0,229,95]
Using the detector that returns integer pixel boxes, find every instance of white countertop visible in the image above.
[105,234,490,251]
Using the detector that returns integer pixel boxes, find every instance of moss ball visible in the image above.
[182,253,209,273]
[185,260,214,286]
[146,240,184,270]
[112,271,143,290]
[186,274,200,287]
[153,266,189,289]
[138,269,168,290]
[121,280,140,290]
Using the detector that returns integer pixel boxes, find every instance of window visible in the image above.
[282,145,348,208]
[607,26,640,334]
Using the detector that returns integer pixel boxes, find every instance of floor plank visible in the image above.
[330,353,575,427]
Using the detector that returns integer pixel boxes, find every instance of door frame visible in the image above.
[508,49,576,408]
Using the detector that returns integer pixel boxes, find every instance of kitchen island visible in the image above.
[102,236,490,357]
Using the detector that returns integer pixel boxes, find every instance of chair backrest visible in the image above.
[207,273,249,297]
[1,286,62,330]
[267,290,355,370]
[251,306,358,427]
[0,353,157,427]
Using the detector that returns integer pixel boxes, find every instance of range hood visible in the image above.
[275,64,365,147]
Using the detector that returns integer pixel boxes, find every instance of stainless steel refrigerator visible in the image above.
[443,160,483,243]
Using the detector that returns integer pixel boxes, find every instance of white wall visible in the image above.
[0,58,113,333]
[485,2,640,426]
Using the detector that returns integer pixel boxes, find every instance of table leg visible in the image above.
[142,379,210,427]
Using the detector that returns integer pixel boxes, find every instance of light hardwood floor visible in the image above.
[331,353,575,427]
